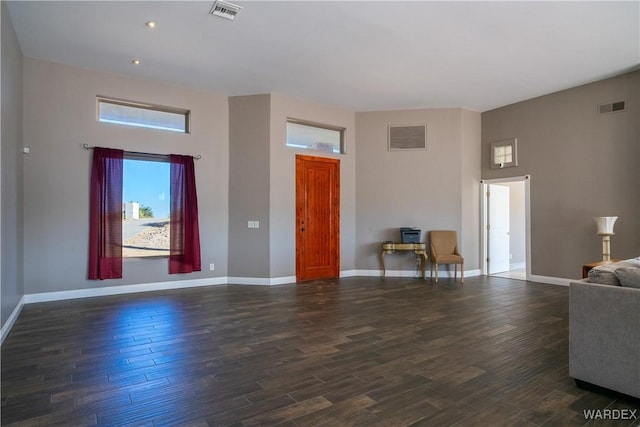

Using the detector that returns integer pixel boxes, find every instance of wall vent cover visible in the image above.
[599,100,626,114]
[388,124,427,151]
[209,0,243,20]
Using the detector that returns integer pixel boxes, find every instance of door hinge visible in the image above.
[487,224,491,230]
[487,257,490,263]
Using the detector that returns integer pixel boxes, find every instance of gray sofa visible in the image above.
[569,258,640,399]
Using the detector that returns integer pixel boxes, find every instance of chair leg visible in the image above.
[461,263,464,283]
[435,263,439,282]
[454,264,457,280]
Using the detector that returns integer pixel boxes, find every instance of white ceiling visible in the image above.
[7,1,640,112]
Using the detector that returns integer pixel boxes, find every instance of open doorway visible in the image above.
[481,176,531,281]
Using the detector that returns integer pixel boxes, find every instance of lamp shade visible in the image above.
[594,216,618,235]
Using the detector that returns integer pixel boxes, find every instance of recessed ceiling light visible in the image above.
[132,59,141,65]
[145,21,156,29]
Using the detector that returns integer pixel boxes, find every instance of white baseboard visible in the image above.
[463,269,482,278]
[23,277,228,304]
[351,269,481,279]
[227,276,297,286]
[340,270,358,278]
[1,296,25,345]
[528,275,572,287]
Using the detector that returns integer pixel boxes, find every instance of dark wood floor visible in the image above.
[2,276,639,426]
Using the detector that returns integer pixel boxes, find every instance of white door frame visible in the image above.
[480,175,531,279]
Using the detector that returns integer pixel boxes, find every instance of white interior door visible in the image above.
[489,184,510,274]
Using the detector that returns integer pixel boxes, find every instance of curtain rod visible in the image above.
[82,143,201,160]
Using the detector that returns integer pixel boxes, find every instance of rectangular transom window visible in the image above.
[286,118,345,154]
[490,138,518,169]
[97,96,190,133]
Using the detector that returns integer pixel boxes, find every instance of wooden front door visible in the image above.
[296,155,340,281]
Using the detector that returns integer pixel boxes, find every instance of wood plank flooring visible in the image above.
[2,276,639,426]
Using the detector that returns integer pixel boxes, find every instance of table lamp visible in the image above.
[594,216,618,261]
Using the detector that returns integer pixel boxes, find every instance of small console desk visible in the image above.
[381,242,428,279]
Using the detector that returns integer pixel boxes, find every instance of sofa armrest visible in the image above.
[569,280,640,398]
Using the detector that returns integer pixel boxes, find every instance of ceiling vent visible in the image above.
[209,0,243,20]
[598,100,626,114]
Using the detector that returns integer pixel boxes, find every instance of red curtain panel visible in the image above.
[169,155,201,274]
[88,147,124,280]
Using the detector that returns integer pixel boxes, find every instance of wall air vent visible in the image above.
[388,124,427,151]
[209,0,243,20]
[598,100,626,114]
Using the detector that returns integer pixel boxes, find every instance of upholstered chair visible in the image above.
[429,230,464,283]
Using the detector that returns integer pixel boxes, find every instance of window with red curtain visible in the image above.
[88,149,201,278]
[88,148,124,280]
[169,154,201,274]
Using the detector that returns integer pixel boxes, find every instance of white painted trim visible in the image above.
[226,277,272,286]
[529,275,571,287]
[227,276,297,286]
[351,269,481,279]
[23,277,227,304]
[1,296,25,345]
[269,276,297,285]
[351,270,384,277]
[429,268,482,278]
[339,270,358,278]
[464,269,482,278]
[480,175,532,280]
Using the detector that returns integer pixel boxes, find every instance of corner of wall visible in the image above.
[1,1,26,331]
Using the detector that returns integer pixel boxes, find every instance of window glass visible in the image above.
[286,120,345,154]
[98,97,190,133]
[491,138,517,168]
[122,158,170,257]
[494,145,512,164]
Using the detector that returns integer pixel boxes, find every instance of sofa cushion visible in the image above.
[614,267,640,289]
[588,263,624,286]
[627,257,640,268]
[588,259,640,286]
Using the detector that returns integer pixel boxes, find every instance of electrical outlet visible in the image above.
[209,263,215,271]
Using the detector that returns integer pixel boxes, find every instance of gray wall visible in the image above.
[228,94,271,278]
[460,109,482,271]
[1,2,25,327]
[482,71,640,279]
[270,93,357,277]
[22,58,230,294]
[227,93,356,279]
[355,108,481,273]
[8,9,637,303]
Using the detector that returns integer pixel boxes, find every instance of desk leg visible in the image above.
[381,251,386,277]
[414,251,427,279]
